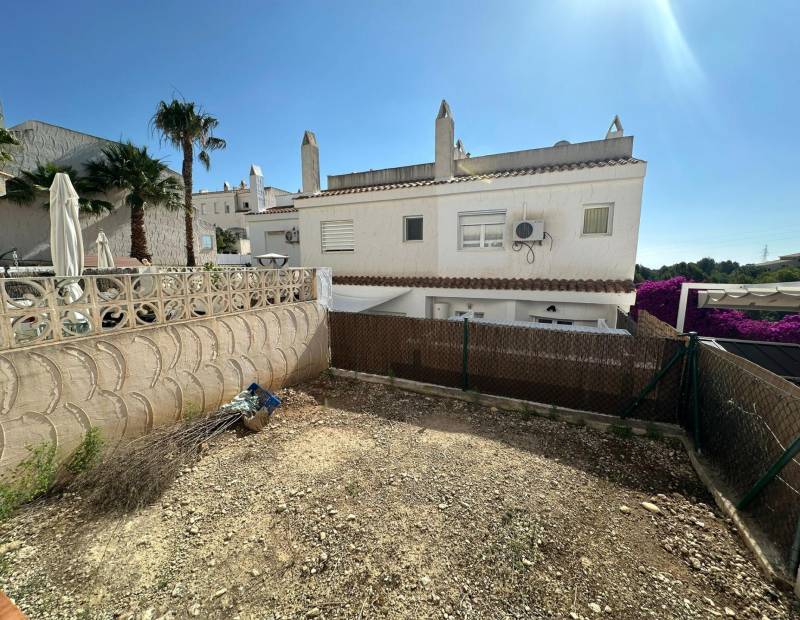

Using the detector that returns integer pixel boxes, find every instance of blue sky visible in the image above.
[3,0,798,267]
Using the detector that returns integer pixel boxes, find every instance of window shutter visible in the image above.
[321,220,355,252]
[583,207,610,235]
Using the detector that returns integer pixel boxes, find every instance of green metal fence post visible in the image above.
[737,434,800,511]
[688,332,701,454]
[461,317,469,391]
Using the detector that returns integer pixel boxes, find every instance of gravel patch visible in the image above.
[0,374,796,619]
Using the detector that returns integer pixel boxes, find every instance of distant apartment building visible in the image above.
[755,252,800,272]
[192,165,290,244]
[248,100,646,327]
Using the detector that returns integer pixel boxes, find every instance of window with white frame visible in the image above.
[200,234,214,250]
[582,204,613,235]
[321,220,355,253]
[404,216,423,241]
[455,310,485,318]
[458,210,506,249]
[530,315,573,325]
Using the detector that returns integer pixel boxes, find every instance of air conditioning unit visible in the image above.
[512,219,544,242]
[285,227,300,243]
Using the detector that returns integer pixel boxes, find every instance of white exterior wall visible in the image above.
[346,285,634,323]
[194,190,247,231]
[298,198,439,275]
[297,162,645,281]
[194,187,287,239]
[247,212,301,266]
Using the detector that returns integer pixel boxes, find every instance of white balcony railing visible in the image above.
[0,267,316,350]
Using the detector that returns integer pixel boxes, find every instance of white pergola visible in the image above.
[676,281,800,332]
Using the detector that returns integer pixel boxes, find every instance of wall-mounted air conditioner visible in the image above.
[285,227,300,243]
[512,219,545,243]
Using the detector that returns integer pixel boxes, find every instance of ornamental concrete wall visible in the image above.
[0,301,329,476]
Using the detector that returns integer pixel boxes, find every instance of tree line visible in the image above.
[635,257,800,285]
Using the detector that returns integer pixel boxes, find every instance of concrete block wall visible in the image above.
[0,301,329,475]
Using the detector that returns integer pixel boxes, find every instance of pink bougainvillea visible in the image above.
[632,276,800,343]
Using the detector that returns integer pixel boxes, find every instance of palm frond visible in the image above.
[197,149,211,171]
[203,136,226,151]
[0,127,20,163]
[3,163,113,213]
[85,141,183,211]
[150,98,226,168]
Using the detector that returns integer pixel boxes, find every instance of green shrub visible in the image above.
[66,427,103,475]
[0,442,57,520]
[183,402,202,421]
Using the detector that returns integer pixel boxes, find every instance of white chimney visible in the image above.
[301,130,320,194]
[434,100,455,181]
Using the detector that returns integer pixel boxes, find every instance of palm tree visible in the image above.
[4,162,113,214]
[151,100,226,266]
[0,127,20,162]
[85,142,182,262]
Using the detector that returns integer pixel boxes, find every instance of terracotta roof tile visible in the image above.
[332,275,635,294]
[297,157,644,199]
[257,207,298,214]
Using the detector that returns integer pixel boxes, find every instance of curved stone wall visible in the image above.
[0,302,329,475]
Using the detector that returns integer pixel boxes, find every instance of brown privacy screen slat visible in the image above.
[329,312,683,423]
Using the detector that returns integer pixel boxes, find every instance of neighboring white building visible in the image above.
[250,102,646,327]
[193,165,290,241]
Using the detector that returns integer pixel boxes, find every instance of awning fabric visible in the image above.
[698,283,800,312]
[332,285,411,313]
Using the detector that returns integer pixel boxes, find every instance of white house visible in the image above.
[193,165,290,241]
[248,101,646,327]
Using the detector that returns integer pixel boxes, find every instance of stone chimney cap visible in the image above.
[302,130,317,146]
[606,115,624,139]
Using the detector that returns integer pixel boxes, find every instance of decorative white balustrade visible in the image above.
[0,268,316,350]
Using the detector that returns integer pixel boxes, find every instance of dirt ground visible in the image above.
[0,374,797,620]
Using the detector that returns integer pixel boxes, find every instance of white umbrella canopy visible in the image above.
[49,172,84,304]
[96,230,114,269]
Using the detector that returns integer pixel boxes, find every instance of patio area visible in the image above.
[0,375,795,619]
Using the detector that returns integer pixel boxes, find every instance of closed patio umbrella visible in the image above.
[49,172,84,305]
[96,229,114,269]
